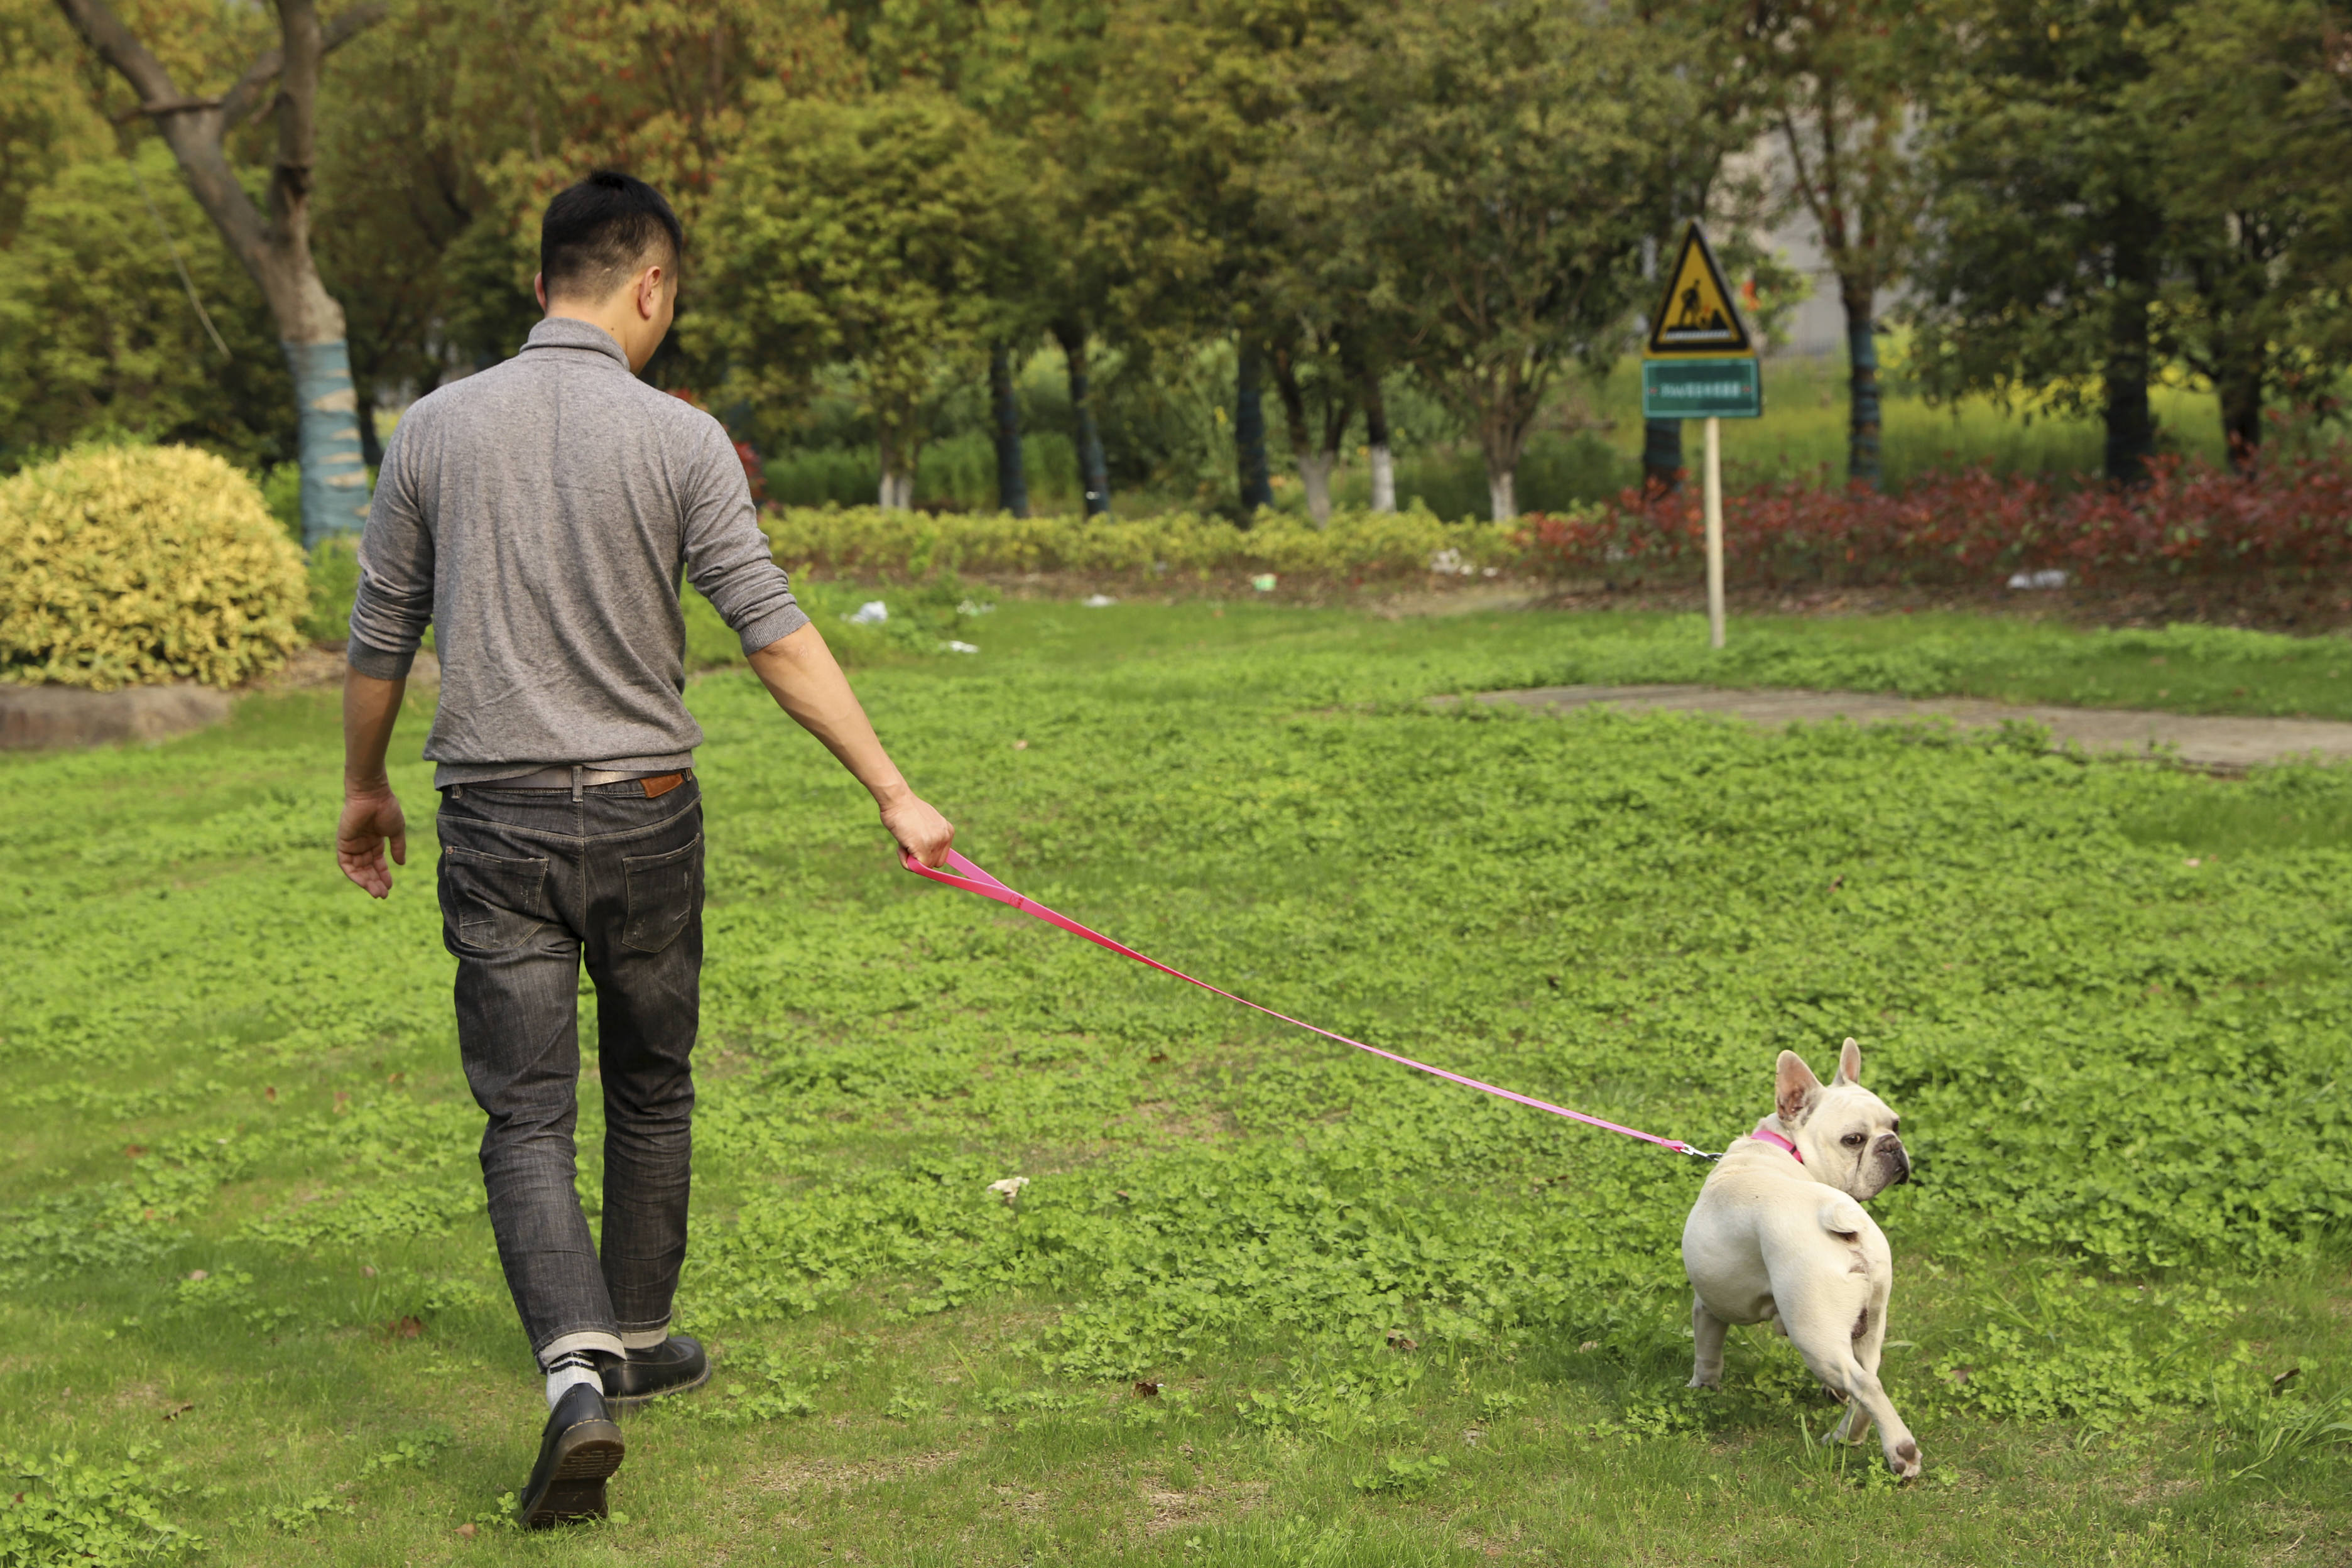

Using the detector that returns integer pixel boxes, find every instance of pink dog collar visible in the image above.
[1750,1125,1802,1163]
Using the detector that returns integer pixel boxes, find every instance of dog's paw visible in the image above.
[1685,1373,1721,1390]
[1887,1438,1922,1480]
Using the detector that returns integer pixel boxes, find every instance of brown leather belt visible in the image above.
[462,767,691,798]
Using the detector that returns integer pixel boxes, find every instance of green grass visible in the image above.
[4,601,2351,1565]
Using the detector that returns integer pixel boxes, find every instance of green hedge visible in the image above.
[760,504,1546,582]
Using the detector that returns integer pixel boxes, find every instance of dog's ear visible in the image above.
[1775,1050,1823,1122]
[1831,1037,1863,1087]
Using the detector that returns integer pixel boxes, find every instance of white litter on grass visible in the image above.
[944,640,979,654]
[2006,569,2070,591]
[1083,594,1118,607]
[846,600,890,625]
[957,599,997,616]
[986,1175,1030,1204]
[1430,548,1478,576]
[1251,573,1278,592]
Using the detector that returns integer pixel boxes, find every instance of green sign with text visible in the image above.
[1641,356,1763,420]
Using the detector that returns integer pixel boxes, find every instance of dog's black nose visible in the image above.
[1880,1136,1911,1185]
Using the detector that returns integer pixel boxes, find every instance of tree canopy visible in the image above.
[13,0,2350,514]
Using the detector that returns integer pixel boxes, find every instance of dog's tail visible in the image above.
[1817,1192,1869,1246]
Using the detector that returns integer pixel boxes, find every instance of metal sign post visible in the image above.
[1640,222,1762,649]
[1704,416,1724,649]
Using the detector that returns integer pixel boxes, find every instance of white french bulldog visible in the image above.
[1680,1037,1920,1478]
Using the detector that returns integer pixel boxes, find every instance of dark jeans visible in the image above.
[435,778,704,1363]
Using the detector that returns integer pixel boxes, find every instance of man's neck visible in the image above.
[542,306,646,371]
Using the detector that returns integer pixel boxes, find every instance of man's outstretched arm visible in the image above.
[339,669,408,897]
[748,623,954,866]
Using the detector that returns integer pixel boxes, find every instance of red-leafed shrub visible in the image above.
[1513,455,2352,587]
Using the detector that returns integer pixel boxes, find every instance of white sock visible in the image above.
[544,1349,602,1410]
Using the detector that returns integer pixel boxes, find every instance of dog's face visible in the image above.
[1776,1038,1911,1200]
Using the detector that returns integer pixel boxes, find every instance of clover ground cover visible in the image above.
[2,600,2348,1564]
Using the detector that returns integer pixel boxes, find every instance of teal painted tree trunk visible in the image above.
[285,340,371,545]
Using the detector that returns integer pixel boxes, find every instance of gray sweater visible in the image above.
[347,317,807,785]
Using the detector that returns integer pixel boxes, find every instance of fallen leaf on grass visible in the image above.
[161,1402,194,1421]
[1386,1331,1419,1351]
[1134,1381,1160,1398]
[388,1315,423,1340]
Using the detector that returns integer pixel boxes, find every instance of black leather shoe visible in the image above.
[601,1334,711,1410]
[515,1383,625,1528]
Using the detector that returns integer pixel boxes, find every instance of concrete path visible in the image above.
[1469,684,2352,771]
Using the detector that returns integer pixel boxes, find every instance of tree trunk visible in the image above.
[286,339,371,542]
[52,0,383,547]
[1345,337,1393,513]
[1234,337,1272,517]
[989,343,1029,516]
[1478,388,1532,523]
[2103,199,2160,487]
[1271,346,1334,525]
[2219,361,2263,474]
[355,386,382,470]
[1361,371,1394,513]
[876,408,920,510]
[1486,465,1516,524]
[2211,299,2265,473]
[1843,280,1881,490]
[1054,321,1111,517]
[1642,418,1683,496]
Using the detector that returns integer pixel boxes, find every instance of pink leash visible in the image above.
[902,850,1718,1160]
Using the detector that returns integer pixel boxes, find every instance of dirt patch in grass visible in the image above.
[756,1449,961,1494]
[1138,1476,1270,1537]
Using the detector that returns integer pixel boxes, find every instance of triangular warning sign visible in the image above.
[1646,222,1753,357]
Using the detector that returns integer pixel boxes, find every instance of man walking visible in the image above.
[334,171,954,1527]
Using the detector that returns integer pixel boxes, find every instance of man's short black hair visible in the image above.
[540,171,683,300]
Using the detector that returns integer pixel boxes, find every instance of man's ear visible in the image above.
[533,271,548,310]
[636,265,666,320]
[1776,1050,1823,1123]
[1831,1036,1862,1088]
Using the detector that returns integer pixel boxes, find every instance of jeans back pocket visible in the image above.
[440,846,552,953]
[622,834,703,953]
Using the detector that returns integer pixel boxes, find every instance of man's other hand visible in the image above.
[879,792,955,868]
[339,788,409,897]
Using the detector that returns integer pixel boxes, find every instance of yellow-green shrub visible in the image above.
[0,445,308,690]
[761,504,1537,582]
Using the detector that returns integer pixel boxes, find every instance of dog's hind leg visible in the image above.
[1689,1295,1728,1390]
[1787,1313,1920,1479]
[1834,1276,1895,1446]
